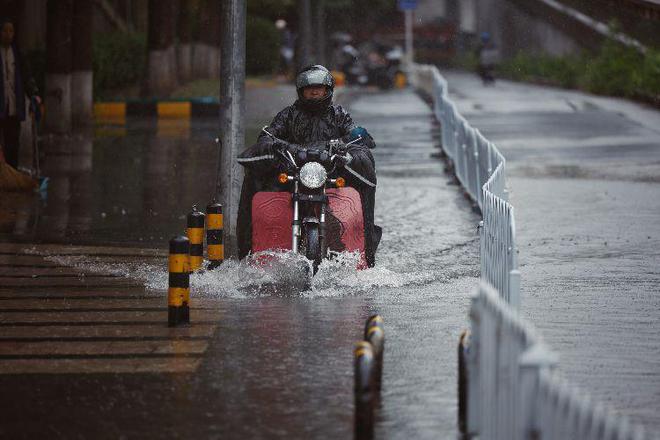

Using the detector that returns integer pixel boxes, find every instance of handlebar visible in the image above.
[261,126,359,170]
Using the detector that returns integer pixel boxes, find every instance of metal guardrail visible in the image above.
[466,283,648,440]
[411,65,651,440]
[412,65,520,308]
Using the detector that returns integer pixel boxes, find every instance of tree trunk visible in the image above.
[296,0,312,71]
[45,0,73,134]
[312,0,326,65]
[145,0,177,96]
[204,0,221,79]
[72,0,93,127]
[177,0,194,83]
[192,0,211,79]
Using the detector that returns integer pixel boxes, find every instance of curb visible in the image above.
[94,99,220,120]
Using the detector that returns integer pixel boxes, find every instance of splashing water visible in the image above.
[40,248,438,299]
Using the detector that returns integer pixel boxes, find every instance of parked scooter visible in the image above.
[250,127,368,273]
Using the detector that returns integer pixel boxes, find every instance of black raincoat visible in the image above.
[237,100,381,266]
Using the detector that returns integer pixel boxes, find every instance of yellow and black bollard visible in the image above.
[186,206,205,271]
[168,235,190,327]
[206,201,224,269]
[364,315,384,392]
[354,341,375,440]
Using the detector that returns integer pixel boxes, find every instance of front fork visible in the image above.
[292,181,301,251]
[291,181,327,256]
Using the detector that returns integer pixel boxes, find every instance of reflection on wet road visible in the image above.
[0,88,480,438]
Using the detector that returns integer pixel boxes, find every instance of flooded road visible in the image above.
[0,87,480,438]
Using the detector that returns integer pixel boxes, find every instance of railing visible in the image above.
[412,65,520,308]
[410,65,650,439]
[466,283,647,440]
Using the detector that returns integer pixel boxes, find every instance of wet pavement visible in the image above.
[444,70,660,432]
[0,86,480,438]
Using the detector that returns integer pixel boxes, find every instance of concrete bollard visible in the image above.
[354,341,375,440]
[458,329,471,436]
[206,201,224,269]
[186,205,205,271]
[364,315,384,392]
[168,235,191,327]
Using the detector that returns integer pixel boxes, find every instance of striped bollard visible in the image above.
[206,201,224,269]
[168,236,190,327]
[364,315,384,392]
[354,341,375,439]
[458,329,471,436]
[186,206,205,271]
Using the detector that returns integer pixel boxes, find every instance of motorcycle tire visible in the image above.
[304,223,322,274]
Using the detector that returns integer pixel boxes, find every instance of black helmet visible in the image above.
[296,64,334,113]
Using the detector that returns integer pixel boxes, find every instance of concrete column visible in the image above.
[44,0,73,134]
[72,0,93,127]
[216,0,246,258]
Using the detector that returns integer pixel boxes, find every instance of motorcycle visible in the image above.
[250,127,368,273]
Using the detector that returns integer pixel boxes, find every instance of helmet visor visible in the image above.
[296,69,334,90]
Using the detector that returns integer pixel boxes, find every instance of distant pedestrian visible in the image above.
[0,18,39,169]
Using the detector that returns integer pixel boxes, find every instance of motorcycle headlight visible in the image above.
[299,162,327,189]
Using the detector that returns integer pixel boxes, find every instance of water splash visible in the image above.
[40,249,439,298]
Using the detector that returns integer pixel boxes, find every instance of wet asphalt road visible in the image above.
[0,87,480,438]
[444,70,660,432]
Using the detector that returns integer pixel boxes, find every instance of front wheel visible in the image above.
[304,223,322,274]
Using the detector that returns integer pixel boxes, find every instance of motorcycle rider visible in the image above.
[237,64,381,267]
[475,32,498,85]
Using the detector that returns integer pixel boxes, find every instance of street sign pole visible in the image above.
[398,0,417,71]
[405,8,413,70]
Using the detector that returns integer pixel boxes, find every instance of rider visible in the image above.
[237,64,381,267]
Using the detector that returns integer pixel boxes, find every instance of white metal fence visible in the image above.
[412,65,520,307]
[468,283,647,440]
[410,65,651,440]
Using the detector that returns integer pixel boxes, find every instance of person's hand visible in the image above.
[274,140,300,156]
[332,152,352,167]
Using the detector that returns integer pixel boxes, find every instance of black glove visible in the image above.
[273,139,300,155]
[333,152,352,167]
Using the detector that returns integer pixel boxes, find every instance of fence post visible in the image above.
[518,343,558,440]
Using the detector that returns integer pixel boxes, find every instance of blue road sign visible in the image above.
[397,0,418,11]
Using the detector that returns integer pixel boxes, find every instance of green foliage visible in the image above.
[93,32,147,98]
[581,39,643,96]
[246,15,281,75]
[497,52,586,88]
[639,50,660,97]
[247,0,295,19]
[495,39,660,104]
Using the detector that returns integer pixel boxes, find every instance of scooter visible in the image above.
[250,128,368,273]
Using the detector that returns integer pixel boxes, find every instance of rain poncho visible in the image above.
[237,100,381,267]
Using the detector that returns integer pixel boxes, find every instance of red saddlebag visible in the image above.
[251,188,366,267]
